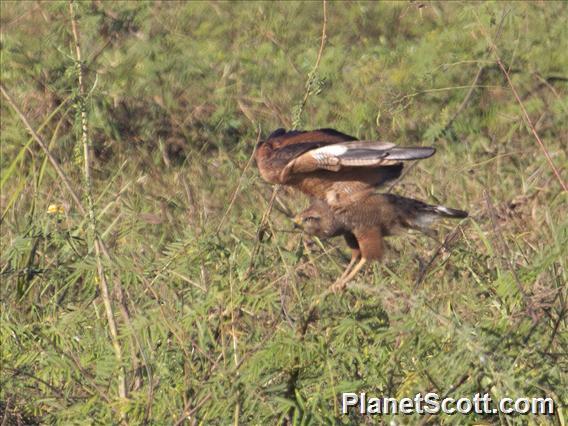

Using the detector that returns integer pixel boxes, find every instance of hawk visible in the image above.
[295,192,467,290]
[255,128,467,290]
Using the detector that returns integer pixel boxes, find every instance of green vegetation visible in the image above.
[1,1,566,424]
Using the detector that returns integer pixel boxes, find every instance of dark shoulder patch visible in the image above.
[268,128,287,139]
[267,128,308,140]
[269,128,308,138]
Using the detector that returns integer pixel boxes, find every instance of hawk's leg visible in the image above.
[333,232,361,283]
[331,258,367,293]
[331,227,383,292]
[336,248,361,283]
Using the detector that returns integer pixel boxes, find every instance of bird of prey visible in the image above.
[295,191,467,290]
[255,128,467,290]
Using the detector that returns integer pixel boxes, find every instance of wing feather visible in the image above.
[280,142,435,180]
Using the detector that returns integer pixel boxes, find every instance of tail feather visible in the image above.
[413,204,468,229]
[432,205,468,219]
[380,193,468,230]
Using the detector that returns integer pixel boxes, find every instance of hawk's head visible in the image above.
[294,200,342,239]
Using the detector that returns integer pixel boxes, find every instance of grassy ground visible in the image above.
[1,1,566,424]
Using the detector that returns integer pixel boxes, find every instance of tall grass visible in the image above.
[1,1,566,424]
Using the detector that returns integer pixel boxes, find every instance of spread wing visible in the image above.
[279,140,435,181]
[255,128,435,200]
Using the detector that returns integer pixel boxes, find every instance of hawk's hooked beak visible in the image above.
[293,215,303,229]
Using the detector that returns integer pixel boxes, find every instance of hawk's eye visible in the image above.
[305,216,321,223]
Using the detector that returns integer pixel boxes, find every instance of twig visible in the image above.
[245,185,280,277]
[313,0,328,82]
[526,74,565,102]
[496,61,566,192]
[292,0,328,128]
[173,393,212,426]
[0,397,12,426]
[69,0,128,409]
[216,126,261,234]
[484,191,531,311]
[474,11,567,193]
[546,304,566,352]
[229,265,240,426]
[443,66,485,134]
[5,368,68,401]
[416,373,471,426]
[413,224,464,289]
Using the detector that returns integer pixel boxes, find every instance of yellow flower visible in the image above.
[47,204,65,215]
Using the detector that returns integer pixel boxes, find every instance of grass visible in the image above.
[1,1,566,424]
